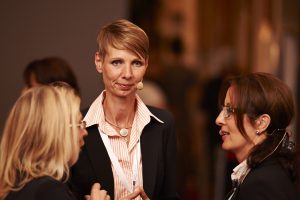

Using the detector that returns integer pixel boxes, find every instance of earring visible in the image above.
[256,130,261,135]
[136,81,143,90]
[96,64,102,73]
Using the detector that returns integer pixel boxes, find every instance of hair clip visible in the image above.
[285,141,295,150]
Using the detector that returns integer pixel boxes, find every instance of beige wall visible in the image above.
[0,0,128,132]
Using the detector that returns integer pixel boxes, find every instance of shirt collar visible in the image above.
[83,90,164,128]
[231,160,250,184]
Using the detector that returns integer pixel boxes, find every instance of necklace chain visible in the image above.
[105,118,132,130]
[105,118,132,137]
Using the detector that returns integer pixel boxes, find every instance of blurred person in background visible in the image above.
[21,57,80,95]
[137,79,168,109]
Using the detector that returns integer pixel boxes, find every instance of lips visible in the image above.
[117,83,134,90]
[219,130,229,136]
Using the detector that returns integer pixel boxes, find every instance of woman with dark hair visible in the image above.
[22,57,80,95]
[216,72,300,200]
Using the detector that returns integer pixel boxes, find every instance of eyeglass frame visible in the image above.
[69,120,87,130]
[220,105,236,119]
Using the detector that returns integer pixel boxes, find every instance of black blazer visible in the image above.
[230,158,300,200]
[5,176,74,200]
[69,106,179,200]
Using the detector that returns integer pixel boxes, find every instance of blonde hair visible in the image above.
[96,19,149,60]
[0,84,81,199]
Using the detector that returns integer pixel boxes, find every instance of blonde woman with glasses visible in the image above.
[0,83,147,200]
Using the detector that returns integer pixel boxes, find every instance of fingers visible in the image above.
[139,188,150,200]
[91,182,101,191]
[124,188,142,199]
[120,187,149,200]
[89,182,110,200]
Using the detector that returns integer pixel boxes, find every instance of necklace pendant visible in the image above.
[119,128,128,137]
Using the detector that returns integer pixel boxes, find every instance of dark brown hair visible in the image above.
[219,72,297,182]
[23,57,80,95]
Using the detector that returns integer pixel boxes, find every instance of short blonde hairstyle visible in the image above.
[96,19,149,60]
[0,84,80,199]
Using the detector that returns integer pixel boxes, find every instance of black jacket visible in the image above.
[230,158,300,200]
[6,176,74,200]
[69,106,179,200]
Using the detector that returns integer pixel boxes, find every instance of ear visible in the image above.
[255,114,271,133]
[95,52,103,73]
[145,57,149,69]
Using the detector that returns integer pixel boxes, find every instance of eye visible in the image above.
[226,106,235,113]
[132,60,143,67]
[221,105,236,119]
[111,59,123,66]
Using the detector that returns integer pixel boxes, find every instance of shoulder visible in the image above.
[145,106,176,141]
[6,176,74,200]
[246,159,291,183]
[239,159,300,199]
[35,177,74,200]
[147,105,174,123]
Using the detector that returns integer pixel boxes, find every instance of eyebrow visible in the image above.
[110,57,123,60]
[224,103,234,107]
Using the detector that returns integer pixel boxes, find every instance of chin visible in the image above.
[222,142,232,151]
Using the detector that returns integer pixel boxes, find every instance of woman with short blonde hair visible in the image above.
[70,19,178,200]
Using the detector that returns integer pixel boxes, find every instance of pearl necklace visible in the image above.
[105,118,132,137]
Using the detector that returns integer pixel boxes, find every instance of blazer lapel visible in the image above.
[141,121,160,198]
[85,125,114,199]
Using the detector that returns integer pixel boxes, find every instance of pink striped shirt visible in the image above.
[83,91,163,200]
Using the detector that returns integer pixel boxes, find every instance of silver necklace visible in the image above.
[105,118,132,137]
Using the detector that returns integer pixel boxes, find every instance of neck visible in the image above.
[236,149,250,163]
[103,93,136,128]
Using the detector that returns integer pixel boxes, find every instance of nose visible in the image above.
[123,64,133,79]
[215,111,225,126]
[81,128,88,138]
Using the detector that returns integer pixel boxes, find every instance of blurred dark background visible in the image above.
[0,0,299,199]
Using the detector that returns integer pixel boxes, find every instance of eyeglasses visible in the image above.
[70,121,87,130]
[220,106,236,119]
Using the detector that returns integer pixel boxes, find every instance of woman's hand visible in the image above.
[120,187,150,200]
[85,183,110,200]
